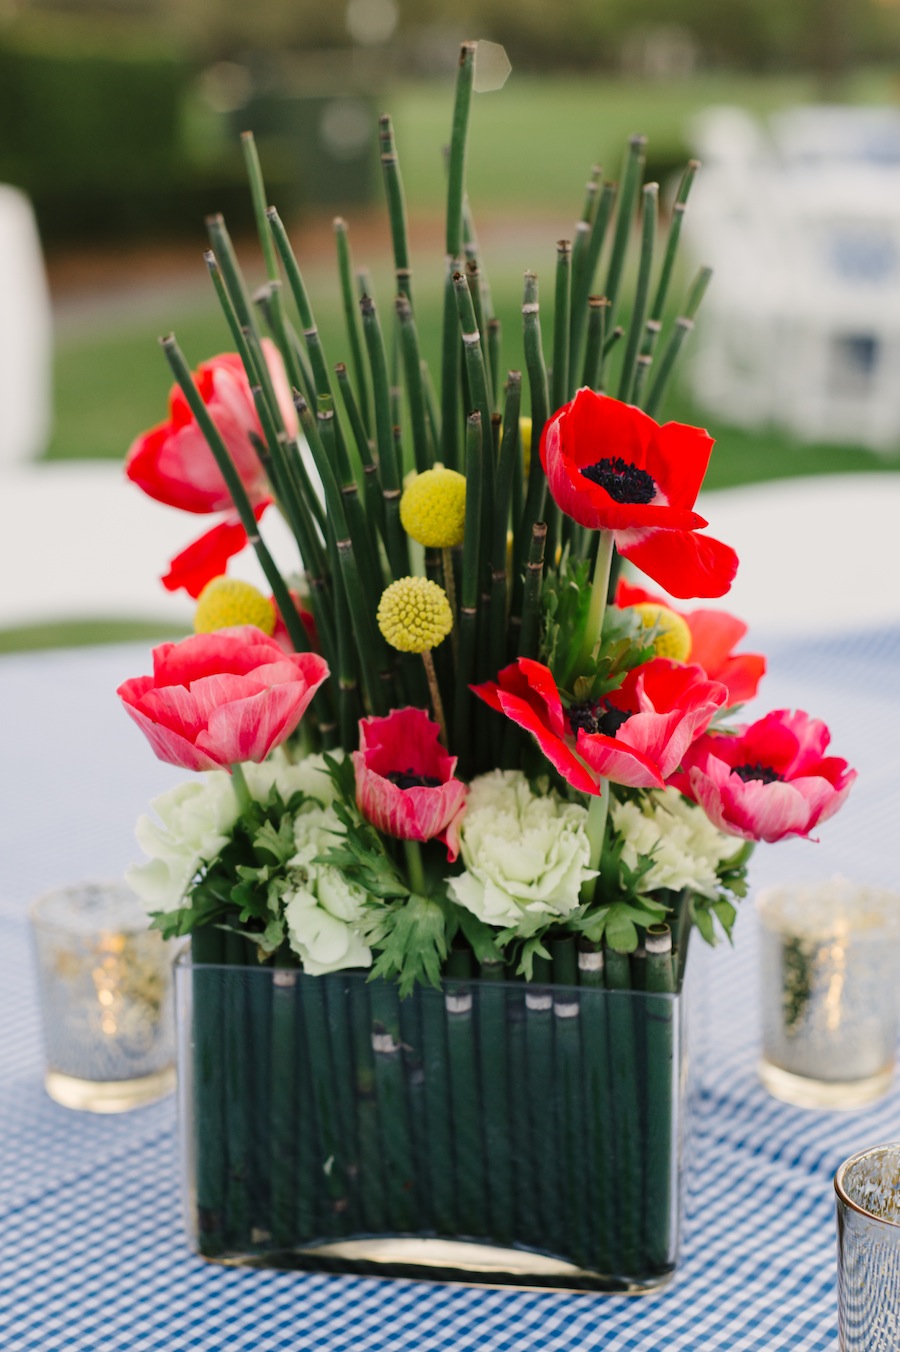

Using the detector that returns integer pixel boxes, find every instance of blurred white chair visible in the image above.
[684,105,900,453]
[0,185,53,466]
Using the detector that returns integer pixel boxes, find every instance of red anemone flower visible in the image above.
[672,709,856,843]
[473,656,727,792]
[117,627,329,772]
[161,501,271,598]
[616,579,766,705]
[540,388,738,598]
[125,341,296,515]
[352,707,468,862]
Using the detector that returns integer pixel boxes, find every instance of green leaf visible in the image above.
[604,911,638,952]
[365,893,450,997]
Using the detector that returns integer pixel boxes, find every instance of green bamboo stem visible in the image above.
[487,318,502,411]
[318,397,385,611]
[324,973,362,1233]
[160,335,309,656]
[465,260,492,411]
[223,931,251,1250]
[476,962,513,1242]
[444,948,486,1237]
[515,521,548,662]
[517,271,552,584]
[206,212,255,335]
[642,265,712,419]
[453,411,483,777]
[439,257,463,471]
[551,936,588,1269]
[421,358,441,460]
[575,528,615,674]
[462,193,495,322]
[526,953,558,1252]
[360,294,409,579]
[648,159,700,329]
[334,217,371,434]
[420,983,458,1235]
[605,135,646,328]
[552,239,572,412]
[396,295,432,474]
[379,113,414,310]
[299,972,348,1235]
[617,182,658,405]
[604,944,641,1276]
[492,370,522,568]
[348,979,385,1232]
[577,939,614,1277]
[335,361,385,537]
[568,167,600,382]
[269,965,299,1248]
[191,930,227,1257]
[572,178,616,369]
[370,981,417,1232]
[445,42,476,260]
[581,295,609,390]
[643,924,676,1274]
[631,351,654,408]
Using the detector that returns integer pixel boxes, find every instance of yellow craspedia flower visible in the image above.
[377,577,453,653]
[400,464,466,548]
[194,576,276,636]
[631,602,692,663]
[519,416,533,477]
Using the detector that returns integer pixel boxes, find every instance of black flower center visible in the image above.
[730,762,783,785]
[580,456,656,504]
[567,699,632,739]
[386,768,442,790]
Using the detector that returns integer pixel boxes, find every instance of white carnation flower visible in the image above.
[283,803,372,975]
[243,750,341,807]
[612,787,743,899]
[447,770,595,931]
[127,773,240,910]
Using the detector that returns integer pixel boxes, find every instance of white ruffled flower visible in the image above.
[243,750,340,807]
[447,770,595,931]
[612,787,742,899]
[127,773,240,910]
[283,803,372,975]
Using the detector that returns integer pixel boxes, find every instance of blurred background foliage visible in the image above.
[1,0,900,242]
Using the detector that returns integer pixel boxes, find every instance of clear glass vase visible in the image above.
[175,952,689,1292]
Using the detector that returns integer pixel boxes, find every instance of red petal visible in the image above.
[647,420,715,511]
[575,730,665,789]
[161,501,270,599]
[616,528,739,599]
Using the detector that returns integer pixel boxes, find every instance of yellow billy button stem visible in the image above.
[377,576,453,743]
[630,601,692,663]
[194,576,276,636]
[399,464,465,652]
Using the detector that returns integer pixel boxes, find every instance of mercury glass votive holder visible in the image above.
[757,879,900,1109]
[30,880,176,1112]
[836,1143,900,1350]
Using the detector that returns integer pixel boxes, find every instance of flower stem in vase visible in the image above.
[190,926,228,1257]
[324,974,361,1235]
[444,946,487,1237]
[397,988,428,1234]
[246,946,274,1244]
[223,930,252,1251]
[526,952,560,1256]
[369,980,417,1232]
[420,978,458,1237]
[269,964,299,1250]
[642,923,676,1274]
[604,942,641,1276]
[299,973,349,1237]
[550,936,587,1270]
[476,957,513,1244]
[348,980,385,1233]
[577,939,613,1278]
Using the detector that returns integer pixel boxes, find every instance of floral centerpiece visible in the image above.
[118,44,855,1291]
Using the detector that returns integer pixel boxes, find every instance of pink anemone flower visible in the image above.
[352,707,468,862]
[117,627,329,772]
[473,656,727,792]
[672,709,856,843]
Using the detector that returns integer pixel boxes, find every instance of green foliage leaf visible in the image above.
[364,893,450,997]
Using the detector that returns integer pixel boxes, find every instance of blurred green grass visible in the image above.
[28,71,900,651]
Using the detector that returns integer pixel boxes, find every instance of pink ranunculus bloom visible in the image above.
[352,707,468,862]
[616,579,767,706]
[117,627,329,772]
[472,656,727,792]
[125,340,297,515]
[672,709,856,843]
[540,387,738,598]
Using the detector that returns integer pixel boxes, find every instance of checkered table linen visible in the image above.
[0,631,893,1351]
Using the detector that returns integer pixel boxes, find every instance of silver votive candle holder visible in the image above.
[757,878,900,1109]
[30,879,176,1112]
[836,1143,900,1350]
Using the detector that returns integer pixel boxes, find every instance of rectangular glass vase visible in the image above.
[175,953,689,1293]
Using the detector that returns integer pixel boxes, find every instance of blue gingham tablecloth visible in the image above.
[1,630,897,1351]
